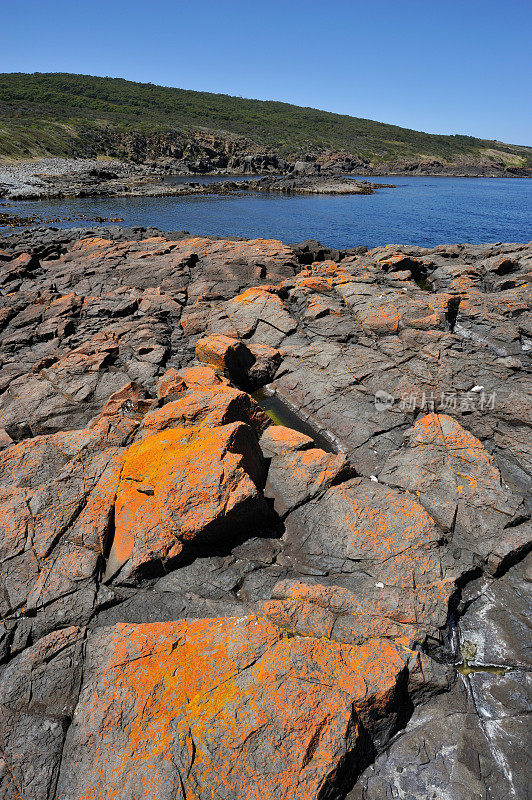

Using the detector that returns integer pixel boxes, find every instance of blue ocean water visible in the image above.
[2,176,531,249]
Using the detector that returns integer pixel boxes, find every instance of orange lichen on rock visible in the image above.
[0,486,32,560]
[195,333,245,372]
[141,385,268,436]
[281,476,453,645]
[264,577,454,647]
[303,297,333,320]
[380,414,524,566]
[359,304,401,335]
[157,365,230,404]
[109,421,267,579]
[70,236,114,256]
[212,285,297,342]
[408,413,491,458]
[68,451,124,553]
[230,284,282,304]
[3,230,531,799]
[265,446,349,517]
[378,253,421,271]
[179,364,231,387]
[56,616,411,800]
[259,424,314,456]
[155,368,188,402]
[338,480,441,577]
[296,275,335,292]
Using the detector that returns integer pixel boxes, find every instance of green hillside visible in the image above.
[0,72,530,171]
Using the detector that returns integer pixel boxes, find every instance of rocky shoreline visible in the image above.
[0,226,530,799]
[0,158,395,202]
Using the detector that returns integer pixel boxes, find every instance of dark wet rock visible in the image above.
[347,675,530,800]
[252,175,395,195]
[457,553,532,670]
[0,626,85,800]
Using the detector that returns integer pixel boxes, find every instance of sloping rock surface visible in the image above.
[0,227,530,799]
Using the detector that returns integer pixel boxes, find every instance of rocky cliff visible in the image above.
[5,126,530,177]
[50,127,532,176]
[0,228,530,798]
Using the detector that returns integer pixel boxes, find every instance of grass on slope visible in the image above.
[0,72,530,166]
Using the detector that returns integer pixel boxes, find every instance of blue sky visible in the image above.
[1,0,530,144]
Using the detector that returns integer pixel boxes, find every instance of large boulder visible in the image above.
[55,615,424,800]
[380,413,530,571]
[108,420,268,580]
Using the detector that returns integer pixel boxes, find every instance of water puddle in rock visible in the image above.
[252,387,338,453]
[456,661,509,676]
[414,276,431,291]
[455,641,509,676]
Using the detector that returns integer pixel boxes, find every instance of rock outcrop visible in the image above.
[54,618,421,800]
[0,227,530,799]
[0,158,392,202]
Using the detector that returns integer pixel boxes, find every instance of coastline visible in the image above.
[1,156,528,203]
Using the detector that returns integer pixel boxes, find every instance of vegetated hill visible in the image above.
[0,72,530,175]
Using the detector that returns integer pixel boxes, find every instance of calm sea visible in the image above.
[2,176,531,249]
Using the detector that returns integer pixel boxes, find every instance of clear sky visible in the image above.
[1,0,530,145]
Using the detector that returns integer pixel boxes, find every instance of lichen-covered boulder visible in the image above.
[56,616,417,800]
[380,413,529,571]
[108,421,268,580]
